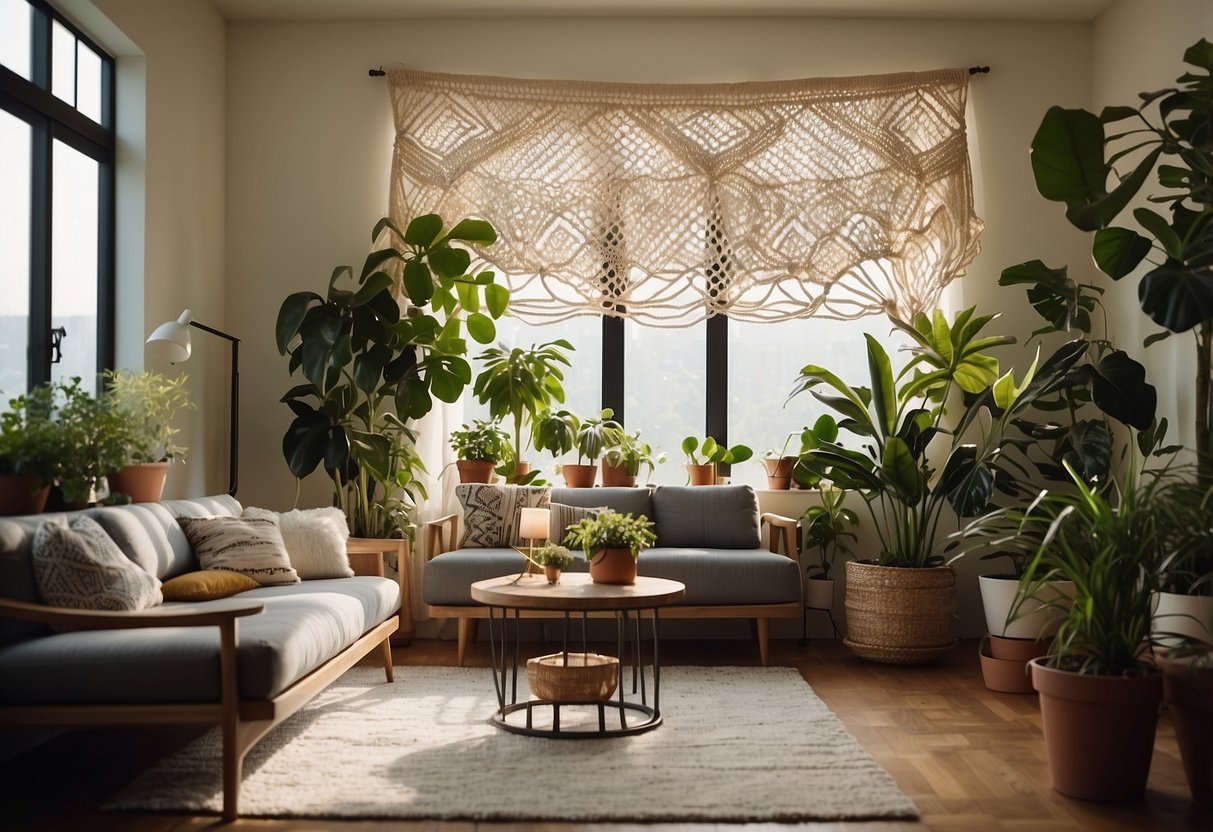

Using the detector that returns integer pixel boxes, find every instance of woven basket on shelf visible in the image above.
[843,560,956,665]
[526,652,619,701]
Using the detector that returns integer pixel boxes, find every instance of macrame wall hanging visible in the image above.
[387,68,983,327]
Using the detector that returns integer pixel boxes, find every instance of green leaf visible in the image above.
[359,248,399,282]
[485,283,510,318]
[865,335,896,438]
[1183,37,1213,70]
[1132,207,1183,258]
[275,292,321,354]
[352,272,393,307]
[1066,148,1162,231]
[403,259,433,305]
[880,436,922,505]
[455,280,479,313]
[466,312,495,344]
[1092,227,1151,279]
[429,246,472,280]
[404,214,443,246]
[446,218,497,245]
[282,409,331,478]
[1030,106,1108,209]
[1143,329,1174,348]
[1139,261,1213,332]
[1087,350,1157,430]
[1099,105,1139,123]
[350,431,392,482]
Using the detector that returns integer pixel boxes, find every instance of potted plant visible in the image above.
[562,510,657,585]
[1020,463,1171,802]
[568,409,623,487]
[790,307,1073,664]
[473,339,573,484]
[680,435,752,485]
[52,377,128,509]
[1158,645,1213,807]
[449,419,510,484]
[102,369,194,503]
[277,213,506,539]
[1153,475,1213,646]
[601,429,665,487]
[1025,38,1213,483]
[801,485,857,611]
[0,383,58,515]
[530,543,575,584]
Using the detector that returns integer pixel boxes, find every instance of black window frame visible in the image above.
[0,0,116,391]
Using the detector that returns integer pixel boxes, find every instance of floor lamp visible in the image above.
[146,309,240,496]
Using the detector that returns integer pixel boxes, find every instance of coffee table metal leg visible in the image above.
[636,609,648,704]
[511,608,521,705]
[487,606,504,716]
[616,610,628,729]
[652,607,662,716]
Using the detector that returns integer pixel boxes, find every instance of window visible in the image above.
[0,0,114,396]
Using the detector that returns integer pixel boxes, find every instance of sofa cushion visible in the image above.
[425,548,589,605]
[90,495,243,580]
[0,577,400,705]
[550,487,653,519]
[639,548,800,605]
[652,485,760,548]
[161,569,260,602]
[456,484,550,548]
[33,516,163,612]
[243,506,353,580]
[178,515,300,587]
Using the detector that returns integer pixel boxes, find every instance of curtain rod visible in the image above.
[368,66,991,77]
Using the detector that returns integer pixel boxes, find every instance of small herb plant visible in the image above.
[103,369,194,464]
[449,419,510,462]
[802,486,858,581]
[531,544,575,568]
[562,510,657,561]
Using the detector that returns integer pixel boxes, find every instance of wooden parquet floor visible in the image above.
[1,638,1210,832]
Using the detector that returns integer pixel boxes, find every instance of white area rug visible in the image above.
[108,665,917,822]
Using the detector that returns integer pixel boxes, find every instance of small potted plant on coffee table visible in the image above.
[531,543,575,584]
[450,419,510,484]
[563,510,657,585]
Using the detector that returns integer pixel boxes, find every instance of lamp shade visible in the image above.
[145,309,194,363]
[519,507,551,542]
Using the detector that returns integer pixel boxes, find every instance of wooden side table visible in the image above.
[347,537,413,643]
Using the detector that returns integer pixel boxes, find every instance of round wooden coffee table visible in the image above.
[470,573,685,738]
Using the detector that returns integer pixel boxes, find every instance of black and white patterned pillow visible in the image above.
[33,515,162,611]
[456,484,550,548]
[178,515,300,586]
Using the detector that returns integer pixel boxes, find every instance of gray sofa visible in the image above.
[0,495,400,822]
[424,484,801,665]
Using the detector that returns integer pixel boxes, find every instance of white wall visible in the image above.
[62,0,228,499]
[1093,0,1213,456]
[225,15,1093,635]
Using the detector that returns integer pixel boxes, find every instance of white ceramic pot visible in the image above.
[979,575,1073,640]
[1152,591,1213,647]
[805,577,834,610]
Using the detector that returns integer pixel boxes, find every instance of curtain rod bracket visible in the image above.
[968,66,990,75]
[369,67,386,77]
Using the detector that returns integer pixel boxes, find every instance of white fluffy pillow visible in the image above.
[243,507,353,580]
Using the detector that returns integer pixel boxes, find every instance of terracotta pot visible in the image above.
[106,462,170,504]
[1152,591,1213,647]
[1158,652,1213,807]
[600,460,637,487]
[455,459,495,484]
[544,565,563,584]
[509,460,532,482]
[979,574,1073,639]
[0,474,50,516]
[843,561,956,664]
[979,643,1034,694]
[1030,658,1162,801]
[805,576,834,610]
[686,463,715,486]
[588,547,637,585]
[989,634,1052,662]
[763,456,795,490]
[561,463,598,488]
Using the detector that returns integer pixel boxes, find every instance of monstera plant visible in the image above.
[1028,38,1213,479]
[276,214,507,539]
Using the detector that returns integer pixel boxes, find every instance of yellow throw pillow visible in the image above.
[162,570,260,602]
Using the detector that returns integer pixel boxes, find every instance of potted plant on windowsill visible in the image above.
[562,510,657,585]
[0,383,58,515]
[53,377,128,510]
[681,435,752,485]
[601,429,665,487]
[801,485,857,612]
[473,339,573,485]
[277,213,506,540]
[449,419,510,484]
[103,369,194,503]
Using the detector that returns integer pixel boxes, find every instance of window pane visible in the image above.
[0,110,31,398]
[51,20,74,106]
[624,321,705,485]
[50,139,99,389]
[0,0,31,81]
[727,316,910,490]
[76,42,102,123]
[464,313,602,469]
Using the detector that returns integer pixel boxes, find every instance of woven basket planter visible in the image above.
[843,560,957,664]
[527,652,619,701]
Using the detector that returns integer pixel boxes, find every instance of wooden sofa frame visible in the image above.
[424,511,802,667]
[0,552,398,823]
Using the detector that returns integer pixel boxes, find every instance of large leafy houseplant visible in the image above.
[472,339,573,484]
[0,383,59,513]
[277,214,507,538]
[1027,38,1213,480]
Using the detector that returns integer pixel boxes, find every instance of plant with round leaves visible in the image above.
[471,339,573,484]
[680,435,753,466]
[276,214,507,538]
[1027,38,1213,480]
[602,429,666,479]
